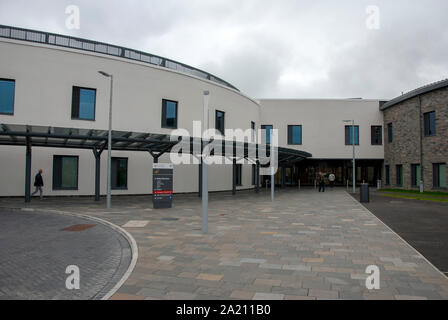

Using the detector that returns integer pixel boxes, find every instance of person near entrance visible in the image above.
[318,172,326,192]
[328,173,335,189]
[31,169,44,200]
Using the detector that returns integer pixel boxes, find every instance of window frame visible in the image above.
[396,164,403,187]
[0,78,15,115]
[411,164,420,188]
[371,125,383,145]
[251,121,256,142]
[433,163,446,189]
[387,123,393,143]
[423,111,436,137]
[71,86,97,121]
[215,109,225,135]
[287,125,303,145]
[385,165,390,185]
[161,99,178,129]
[52,155,79,190]
[261,124,273,144]
[344,125,359,146]
[111,157,128,190]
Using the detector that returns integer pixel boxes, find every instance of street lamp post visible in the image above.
[202,90,210,234]
[98,71,113,208]
[344,120,356,193]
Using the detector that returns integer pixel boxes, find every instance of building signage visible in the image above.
[152,163,173,209]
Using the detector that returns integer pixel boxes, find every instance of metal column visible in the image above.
[232,159,237,195]
[25,140,31,203]
[198,160,202,197]
[255,161,260,193]
[93,149,101,201]
[281,165,286,189]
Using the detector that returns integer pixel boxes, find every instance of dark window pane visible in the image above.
[345,126,359,145]
[371,126,382,145]
[261,125,273,144]
[388,123,393,143]
[288,125,302,145]
[385,165,390,185]
[72,86,96,120]
[0,79,15,114]
[162,99,178,128]
[112,158,128,189]
[411,164,420,187]
[396,165,403,186]
[424,111,436,136]
[433,163,446,188]
[215,110,225,135]
[53,156,78,189]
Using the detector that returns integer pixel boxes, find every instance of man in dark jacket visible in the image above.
[31,169,44,199]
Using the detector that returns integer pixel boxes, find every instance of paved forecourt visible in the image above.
[1,188,447,300]
[0,208,132,299]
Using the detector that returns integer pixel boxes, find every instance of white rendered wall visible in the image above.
[259,99,384,160]
[0,39,259,196]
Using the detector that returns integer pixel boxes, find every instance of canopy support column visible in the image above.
[25,138,31,203]
[255,161,260,193]
[281,164,286,189]
[92,148,103,201]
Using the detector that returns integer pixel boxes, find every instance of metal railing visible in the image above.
[0,24,239,91]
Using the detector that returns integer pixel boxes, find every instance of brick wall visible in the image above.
[383,86,448,191]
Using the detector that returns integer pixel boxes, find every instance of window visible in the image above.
[288,125,302,145]
[112,157,128,189]
[261,125,273,144]
[424,111,436,136]
[433,163,446,189]
[387,123,393,143]
[252,164,256,185]
[215,110,225,135]
[53,155,79,190]
[71,86,96,120]
[251,121,256,142]
[411,164,421,187]
[0,79,15,115]
[371,126,382,145]
[396,165,403,187]
[345,125,359,145]
[385,165,390,185]
[161,99,178,129]
[236,164,242,186]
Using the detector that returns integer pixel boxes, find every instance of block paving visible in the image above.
[1,188,447,300]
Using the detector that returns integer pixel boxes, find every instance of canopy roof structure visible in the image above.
[0,123,312,203]
[0,124,311,163]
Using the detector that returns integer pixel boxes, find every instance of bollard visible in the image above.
[360,183,370,203]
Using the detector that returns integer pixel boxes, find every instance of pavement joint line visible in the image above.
[1,205,139,300]
[346,192,448,280]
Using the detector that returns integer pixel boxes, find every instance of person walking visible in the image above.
[318,172,326,192]
[328,173,335,189]
[31,169,44,199]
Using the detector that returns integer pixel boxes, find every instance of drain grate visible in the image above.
[161,217,179,221]
[61,224,96,232]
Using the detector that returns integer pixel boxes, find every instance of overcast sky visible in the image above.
[1,0,447,99]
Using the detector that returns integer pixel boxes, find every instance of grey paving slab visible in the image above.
[0,208,131,300]
[1,188,447,300]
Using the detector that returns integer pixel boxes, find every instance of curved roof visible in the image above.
[381,78,448,110]
[0,24,239,91]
